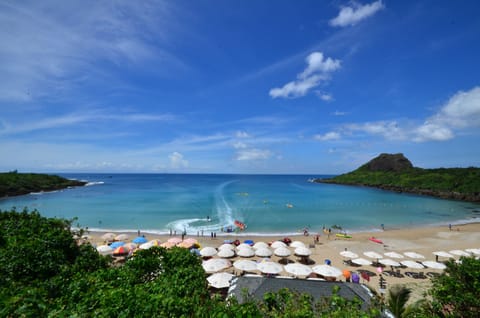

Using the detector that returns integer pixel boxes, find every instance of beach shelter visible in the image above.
[160,241,176,249]
[343,269,351,280]
[271,241,287,249]
[255,247,273,257]
[363,251,383,259]
[253,242,269,250]
[139,241,154,250]
[237,247,255,258]
[294,246,312,256]
[274,246,291,257]
[422,261,447,270]
[284,263,312,277]
[110,241,125,249]
[244,239,254,246]
[340,251,358,259]
[177,241,195,249]
[184,238,198,245]
[351,273,360,283]
[167,237,182,244]
[379,258,401,267]
[404,252,425,259]
[113,246,129,256]
[433,251,453,259]
[218,243,235,250]
[123,242,137,251]
[290,241,306,248]
[257,261,283,275]
[132,236,148,244]
[465,248,480,255]
[207,272,234,289]
[217,248,235,258]
[400,260,425,269]
[200,246,218,257]
[115,234,129,241]
[351,258,372,266]
[449,250,470,257]
[101,232,116,241]
[384,252,404,259]
[202,258,232,273]
[96,245,114,255]
[237,243,253,250]
[312,265,343,278]
[233,260,258,272]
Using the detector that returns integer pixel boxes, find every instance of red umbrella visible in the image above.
[113,246,129,256]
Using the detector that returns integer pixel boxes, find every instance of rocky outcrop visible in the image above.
[361,153,413,172]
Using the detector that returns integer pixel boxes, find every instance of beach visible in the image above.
[86,222,480,304]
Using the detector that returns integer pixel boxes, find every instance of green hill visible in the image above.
[0,171,86,197]
[317,153,480,202]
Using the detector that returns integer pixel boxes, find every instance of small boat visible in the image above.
[234,220,246,230]
[286,203,293,208]
[369,237,383,244]
[336,233,352,239]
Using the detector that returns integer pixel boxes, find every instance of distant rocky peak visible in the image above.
[362,153,413,172]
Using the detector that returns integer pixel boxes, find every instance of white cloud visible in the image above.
[235,130,251,138]
[330,1,385,27]
[169,152,189,169]
[314,132,341,141]
[233,141,248,149]
[236,148,272,161]
[269,52,340,99]
[345,120,406,140]
[317,92,334,101]
[414,123,454,142]
[332,110,347,116]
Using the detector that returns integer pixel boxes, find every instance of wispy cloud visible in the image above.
[235,148,272,161]
[169,152,189,169]
[314,132,341,141]
[269,52,341,99]
[330,1,385,28]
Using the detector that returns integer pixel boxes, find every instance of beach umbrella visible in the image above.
[101,232,116,241]
[379,259,401,267]
[257,261,283,274]
[422,261,447,270]
[271,241,287,249]
[465,248,480,255]
[290,241,306,248]
[343,270,351,280]
[160,241,176,249]
[184,238,198,245]
[433,251,454,258]
[207,272,234,289]
[237,247,255,258]
[253,242,269,250]
[218,243,235,250]
[244,239,254,246]
[200,246,218,257]
[202,258,232,273]
[190,248,201,256]
[312,265,343,277]
[255,247,273,257]
[217,248,235,258]
[113,246,129,256]
[123,242,137,251]
[237,243,253,250]
[233,260,258,272]
[139,242,154,250]
[177,241,194,249]
[400,260,425,269]
[132,236,148,244]
[351,258,372,266]
[96,245,113,255]
[115,234,129,241]
[110,241,125,249]
[284,263,312,277]
[404,252,425,259]
[149,239,161,246]
[340,251,358,259]
[351,273,360,283]
[384,252,404,259]
[449,250,470,257]
[363,251,383,259]
[81,234,91,240]
[167,237,182,244]
[274,246,291,257]
[294,246,312,256]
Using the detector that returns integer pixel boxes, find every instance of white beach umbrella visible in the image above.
[384,252,404,259]
[237,247,255,258]
[200,246,218,257]
[167,237,182,244]
[274,246,291,257]
[101,232,116,241]
[271,241,287,249]
[340,251,358,259]
[253,242,269,250]
[363,251,383,259]
[218,243,235,250]
[202,258,232,273]
[284,263,313,277]
[433,251,454,258]
[139,241,154,250]
[257,261,283,274]
[233,260,258,272]
[422,261,447,270]
[400,260,425,269]
[294,246,312,256]
[255,247,273,257]
[465,248,480,255]
[449,250,470,257]
[207,272,234,289]
[96,245,114,255]
[312,265,343,277]
[123,242,137,251]
[217,248,235,258]
[115,234,129,241]
[379,258,401,267]
[290,241,306,248]
[237,243,253,250]
[404,252,425,259]
[351,258,372,266]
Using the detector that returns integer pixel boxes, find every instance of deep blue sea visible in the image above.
[1,174,479,236]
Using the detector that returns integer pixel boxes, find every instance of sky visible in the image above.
[1,0,479,174]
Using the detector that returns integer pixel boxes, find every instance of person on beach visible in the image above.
[449,224,452,231]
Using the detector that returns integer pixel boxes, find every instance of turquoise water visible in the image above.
[1,174,479,236]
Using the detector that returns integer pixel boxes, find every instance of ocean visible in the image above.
[1,173,479,236]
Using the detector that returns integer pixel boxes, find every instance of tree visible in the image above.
[387,285,411,318]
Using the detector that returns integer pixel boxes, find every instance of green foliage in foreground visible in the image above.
[0,171,86,197]
[323,167,480,198]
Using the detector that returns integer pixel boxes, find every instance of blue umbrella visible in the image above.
[244,239,254,246]
[110,241,125,249]
[190,248,201,256]
[132,236,148,244]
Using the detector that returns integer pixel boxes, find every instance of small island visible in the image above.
[315,153,480,203]
[0,171,87,198]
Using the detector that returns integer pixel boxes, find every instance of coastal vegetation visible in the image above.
[1,208,479,317]
[0,170,86,197]
[317,153,480,202]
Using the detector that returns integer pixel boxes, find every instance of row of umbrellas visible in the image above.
[341,248,480,260]
[199,243,312,259]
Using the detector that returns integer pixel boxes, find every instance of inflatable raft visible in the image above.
[369,237,383,244]
[336,233,352,239]
[234,220,246,230]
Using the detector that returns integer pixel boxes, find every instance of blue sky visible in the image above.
[1,0,479,174]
